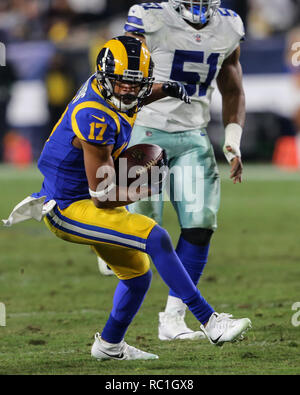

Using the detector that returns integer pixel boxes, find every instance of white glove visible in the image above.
[223,123,242,163]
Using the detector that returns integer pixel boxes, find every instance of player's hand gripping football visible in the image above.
[162,81,191,104]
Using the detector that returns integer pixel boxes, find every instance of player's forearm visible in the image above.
[143,81,191,106]
[221,89,246,128]
[221,90,245,164]
[143,83,167,106]
[92,184,152,209]
[217,47,246,128]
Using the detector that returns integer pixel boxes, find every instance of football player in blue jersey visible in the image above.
[4,35,251,360]
[99,0,248,342]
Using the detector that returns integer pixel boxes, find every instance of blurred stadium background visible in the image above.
[1,0,300,376]
[0,0,299,167]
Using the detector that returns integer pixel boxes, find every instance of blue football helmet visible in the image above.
[169,0,221,24]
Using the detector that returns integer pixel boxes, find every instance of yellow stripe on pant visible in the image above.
[44,199,156,280]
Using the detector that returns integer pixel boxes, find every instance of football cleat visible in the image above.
[91,333,159,361]
[200,312,252,346]
[97,257,114,276]
[158,311,206,340]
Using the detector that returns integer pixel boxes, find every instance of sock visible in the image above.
[164,295,186,315]
[101,270,152,343]
[146,225,214,324]
[169,236,210,299]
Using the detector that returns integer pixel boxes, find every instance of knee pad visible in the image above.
[181,228,214,246]
[147,225,174,255]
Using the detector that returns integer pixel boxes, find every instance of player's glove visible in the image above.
[162,81,191,104]
[149,149,169,195]
[157,148,168,169]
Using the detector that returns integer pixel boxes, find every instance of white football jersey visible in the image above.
[124,2,245,132]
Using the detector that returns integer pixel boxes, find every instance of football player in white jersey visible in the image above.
[98,0,246,341]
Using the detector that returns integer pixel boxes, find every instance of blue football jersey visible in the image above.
[32,74,136,209]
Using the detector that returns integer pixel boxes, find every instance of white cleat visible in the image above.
[91,333,159,361]
[158,311,206,341]
[97,257,114,276]
[200,312,252,347]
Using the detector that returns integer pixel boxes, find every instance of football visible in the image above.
[114,144,165,186]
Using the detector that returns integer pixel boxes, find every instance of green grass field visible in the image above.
[1,163,300,375]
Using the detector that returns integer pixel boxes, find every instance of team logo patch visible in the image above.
[194,34,201,43]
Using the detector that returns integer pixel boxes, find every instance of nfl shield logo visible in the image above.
[194,34,201,43]
[146,131,153,137]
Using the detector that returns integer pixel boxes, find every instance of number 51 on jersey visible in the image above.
[171,50,220,97]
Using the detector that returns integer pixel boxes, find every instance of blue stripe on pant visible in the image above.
[46,207,148,251]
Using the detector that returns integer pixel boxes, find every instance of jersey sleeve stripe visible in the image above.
[71,101,121,141]
[127,16,144,26]
[124,24,145,34]
[112,142,128,161]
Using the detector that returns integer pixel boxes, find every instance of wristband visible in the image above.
[223,123,242,163]
[89,182,115,199]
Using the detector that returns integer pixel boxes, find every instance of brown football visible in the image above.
[114,144,164,186]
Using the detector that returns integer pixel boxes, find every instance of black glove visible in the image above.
[162,81,191,104]
[149,149,169,195]
[157,148,168,169]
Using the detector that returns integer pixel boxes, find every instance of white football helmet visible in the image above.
[169,0,221,24]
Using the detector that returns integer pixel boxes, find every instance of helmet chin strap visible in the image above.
[97,80,138,112]
[109,95,138,112]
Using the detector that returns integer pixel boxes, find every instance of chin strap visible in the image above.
[97,82,138,113]
[109,95,138,112]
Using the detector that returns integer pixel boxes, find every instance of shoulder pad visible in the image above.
[217,8,245,41]
[124,3,164,35]
[71,102,120,145]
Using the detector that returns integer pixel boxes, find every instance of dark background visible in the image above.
[0,0,299,165]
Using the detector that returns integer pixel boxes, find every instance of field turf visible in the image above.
[1,163,300,376]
